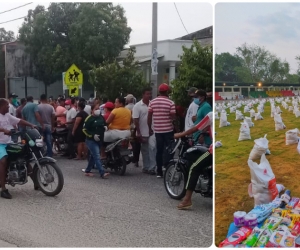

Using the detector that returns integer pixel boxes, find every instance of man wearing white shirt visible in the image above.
[65,99,78,159]
[8,93,18,116]
[185,87,199,131]
[132,87,156,175]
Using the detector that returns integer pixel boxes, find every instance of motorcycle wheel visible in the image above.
[34,162,64,196]
[114,157,127,176]
[164,161,187,200]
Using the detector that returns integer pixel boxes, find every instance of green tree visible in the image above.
[236,43,290,83]
[19,3,131,94]
[0,28,15,42]
[89,47,148,101]
[171,40,212,107]
[215,52,242,82]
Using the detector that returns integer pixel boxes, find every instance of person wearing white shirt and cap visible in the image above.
[184,87,199,131]
[125,94,136,111]
[8,93,18,116]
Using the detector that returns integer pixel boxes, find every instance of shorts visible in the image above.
[0,144,7,160]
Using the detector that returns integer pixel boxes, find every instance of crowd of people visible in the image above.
[0,83,212,208]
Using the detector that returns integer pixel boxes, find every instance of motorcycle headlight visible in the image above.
[35,139,44,147]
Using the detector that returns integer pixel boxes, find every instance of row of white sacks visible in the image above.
[215,97,300,206]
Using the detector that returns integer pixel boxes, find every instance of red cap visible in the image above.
[104,102,114,109]
[158,83,170,92]
[65,99,71,105]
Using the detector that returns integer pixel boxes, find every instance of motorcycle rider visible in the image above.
[0,98,37,199]
[174,111,213,210]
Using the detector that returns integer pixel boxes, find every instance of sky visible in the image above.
[0,2,212,46]
[215,3,300,74]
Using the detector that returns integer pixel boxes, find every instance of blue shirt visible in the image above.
[22,102,40,127]
[193,101,212,145]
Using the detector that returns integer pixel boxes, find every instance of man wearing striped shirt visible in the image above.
[148,83,176,178]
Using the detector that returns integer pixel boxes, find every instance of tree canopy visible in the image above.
[0,28,15,43]
[89,47,148,101]
[18,2,131,90]
[171,40,212,107]
[216,43,298,84]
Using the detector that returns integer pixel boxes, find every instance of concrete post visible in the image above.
[169,61,176,85]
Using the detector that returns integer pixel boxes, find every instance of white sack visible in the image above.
[238,122,251,141]
[248,154,278,206]
[249,134,269,161]
[254,112,263,120]
[219,112,228,128]
[285,128,299,145]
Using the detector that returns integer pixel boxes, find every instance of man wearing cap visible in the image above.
[148,83,176,178]
[8,93,18,116]
[192,89,212,146]
[125,94,135,111]
[103,102,114,121]
[185,87,199,131]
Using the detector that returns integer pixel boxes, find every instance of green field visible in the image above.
[215,99,300,246]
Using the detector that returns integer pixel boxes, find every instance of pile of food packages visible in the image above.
[219,191,300,247]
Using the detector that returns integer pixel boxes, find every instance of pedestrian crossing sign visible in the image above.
[65,64,83,85]
[68,85,79,96]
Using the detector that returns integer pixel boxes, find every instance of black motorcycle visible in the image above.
[6,129,64,196]
[52,126,69,155]
[102,138,132,176]
[164,137,212,200]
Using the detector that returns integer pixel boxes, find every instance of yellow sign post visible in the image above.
[68,85,79,96]
[65,64,83,86]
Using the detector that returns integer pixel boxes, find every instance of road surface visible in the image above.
[0,157,212,247]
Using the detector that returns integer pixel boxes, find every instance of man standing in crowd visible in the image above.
[185,87,199,131]
[148,83,176,178]
[16,98,27,132]
[38,94,55,157]
[55,98,66,126]
[8,93,18,116]
[125,94,135,111]
[22,96,44,130]
[79,98,91,115]
[133,87,156,175]
[65,99,77,159]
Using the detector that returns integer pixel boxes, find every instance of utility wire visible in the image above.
[174,3,189,35]
[0,2,33,15]
[0,16,26,25]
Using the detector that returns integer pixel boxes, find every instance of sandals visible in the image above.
[177,202,192,210]
[84,172,94,177]
[100,173,110,179]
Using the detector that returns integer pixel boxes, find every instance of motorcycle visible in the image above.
[102,138,132,176]
[164,136,212,200]
[52,126,69,155]
[6,128,64,196]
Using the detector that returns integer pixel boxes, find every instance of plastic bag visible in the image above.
[274,113,286,131]
[248,154,278,206]
[238,122,251,141]
[254,112,263,120]
[215,141,222,148]
[249,134,269,161]
[297,140,300,154]
[219,112,228,128]
[244,117,254,128]
[286,129,299,145]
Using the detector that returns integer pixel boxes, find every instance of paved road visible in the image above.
[0,157,212,247]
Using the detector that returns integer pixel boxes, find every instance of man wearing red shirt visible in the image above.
[148,83,176,178]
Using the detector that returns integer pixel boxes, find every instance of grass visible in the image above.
[215,100,300,246]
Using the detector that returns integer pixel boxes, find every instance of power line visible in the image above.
[0,16,26,25]
[173,3,189,35]
[0,2,33,15]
